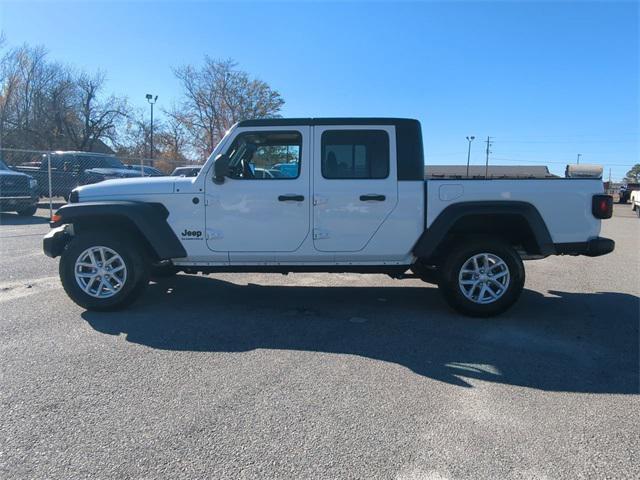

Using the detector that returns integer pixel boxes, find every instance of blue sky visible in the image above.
[1,1,638,179]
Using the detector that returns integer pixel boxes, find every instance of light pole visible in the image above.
[577,153,582,164]
[146,93,158,167]
[465,136,475,177]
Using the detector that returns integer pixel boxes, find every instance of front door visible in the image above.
[312,125,398,252]
[205,127,311,257]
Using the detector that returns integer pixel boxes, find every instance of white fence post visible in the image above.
[47,152,53,219]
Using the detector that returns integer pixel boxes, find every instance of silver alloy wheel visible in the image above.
[74,246,127,299]
[458,252,510,305]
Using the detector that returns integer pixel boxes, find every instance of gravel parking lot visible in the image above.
[1,204,638,479]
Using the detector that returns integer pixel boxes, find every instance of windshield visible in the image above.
[94,156,125,169]
[0,158,8,170]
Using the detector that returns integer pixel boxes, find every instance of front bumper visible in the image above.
[554,237,615,257]
[43,226,70,258]
[0,195,38,211]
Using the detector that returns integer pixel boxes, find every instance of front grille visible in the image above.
[0,175,30,197]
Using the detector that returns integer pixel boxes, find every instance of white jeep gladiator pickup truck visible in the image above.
[43,118,614,316]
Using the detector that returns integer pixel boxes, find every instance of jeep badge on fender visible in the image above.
[181,229,203,239]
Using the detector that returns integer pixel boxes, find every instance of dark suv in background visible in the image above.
[14,151,140,200]
[618,183,640,204]
[0,157,39,216]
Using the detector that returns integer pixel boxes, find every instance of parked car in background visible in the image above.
[618,183,639,203]
[171,166,202,177]
[630,190,640,217]
[254,167,285,179]
[14,151,140,200]
[271,162,299,178]
[0,157,39,216]
[125,165,165,176]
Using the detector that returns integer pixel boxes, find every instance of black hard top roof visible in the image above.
[237,117,420,127]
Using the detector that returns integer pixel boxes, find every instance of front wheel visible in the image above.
[438,239,525,317]
[59,232,149,311]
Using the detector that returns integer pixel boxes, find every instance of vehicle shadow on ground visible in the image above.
[0,211,50,225]
[82,274,639,394]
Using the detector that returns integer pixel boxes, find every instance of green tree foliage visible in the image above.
[624,164,640,183]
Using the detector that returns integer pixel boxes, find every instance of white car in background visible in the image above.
[630,190,640,217]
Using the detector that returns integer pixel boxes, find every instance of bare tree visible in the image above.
[0,39,130,156]
[173,57,284,158]
[113,109,152,160]
[159,104,190,162]
[63,71,129,151]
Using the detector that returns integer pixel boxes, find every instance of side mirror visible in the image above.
[213,153,230,184]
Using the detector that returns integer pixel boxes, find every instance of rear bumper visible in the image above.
[554,237,615,257]
[43,226,70,258]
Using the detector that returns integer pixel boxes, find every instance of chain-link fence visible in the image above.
[1,146,621,219]
[0,147,201,218]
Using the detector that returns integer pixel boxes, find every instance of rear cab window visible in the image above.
[321,130,389,179]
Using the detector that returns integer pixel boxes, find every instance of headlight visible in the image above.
[29,178,38,189]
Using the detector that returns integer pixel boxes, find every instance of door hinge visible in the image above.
[313,229,329,240]
[313,195,328,206]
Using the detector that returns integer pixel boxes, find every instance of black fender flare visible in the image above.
[49,201,187,260]
[412,201,554,259]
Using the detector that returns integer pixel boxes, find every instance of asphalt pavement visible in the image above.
[0,204,638,479]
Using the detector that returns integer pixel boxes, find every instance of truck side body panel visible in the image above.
[425,179,603,243]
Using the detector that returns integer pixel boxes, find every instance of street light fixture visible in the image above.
[146,94,158,167]
[466,136,475,177]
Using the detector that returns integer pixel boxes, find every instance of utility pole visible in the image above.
[577,153,582,164]
[485,136,493,179]
[465,136,475,178]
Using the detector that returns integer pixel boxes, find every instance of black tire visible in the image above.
[15,205,37,216]
[438,238,525,317]
[59,231,149,311]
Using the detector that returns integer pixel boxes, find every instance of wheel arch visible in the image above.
[412,201,554,262]
[50,201,186,260]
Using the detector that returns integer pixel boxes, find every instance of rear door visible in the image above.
[312,125,398,252]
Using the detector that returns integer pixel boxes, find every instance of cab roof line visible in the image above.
[237,117,421,127]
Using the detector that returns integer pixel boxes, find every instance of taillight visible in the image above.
[592,194,613,219]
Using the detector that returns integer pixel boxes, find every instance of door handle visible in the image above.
[359,194,386,201]
[278,194,305,202]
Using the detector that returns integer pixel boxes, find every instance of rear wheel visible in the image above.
[59,231,149,310]
[16,205,37,216]
[438,239,525,317]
